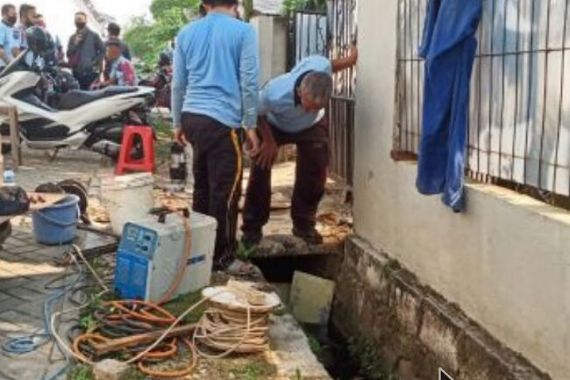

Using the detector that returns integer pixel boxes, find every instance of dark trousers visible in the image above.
[182,113,243,262]
[242,119,329,235]
[73,70,99,90]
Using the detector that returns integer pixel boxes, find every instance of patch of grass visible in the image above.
[162,290,206,324]
[230,362,274,380]
[151,115,173,138]
[236,241,257,262]
[348,337,396,380]
[68,364,94,380]
[119,367,148,380]
[292,368,303,379]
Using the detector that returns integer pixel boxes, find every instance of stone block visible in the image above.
[93,359,130,380]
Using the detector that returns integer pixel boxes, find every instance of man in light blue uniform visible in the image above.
[242,49,357,245]
[172,0,260,268]
[0,4,19,69]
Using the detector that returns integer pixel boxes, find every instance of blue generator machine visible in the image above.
[114,212,217,302]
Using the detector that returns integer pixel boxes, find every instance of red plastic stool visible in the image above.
[115,126,155,175]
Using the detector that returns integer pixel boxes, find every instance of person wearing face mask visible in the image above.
[0,4,19,69]
[67,12,105,90]
[241,48,358,247]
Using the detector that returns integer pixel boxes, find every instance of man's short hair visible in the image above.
[19,4,35,17]
[75,11,87,18]
[107,22,121,36]
[1,4,15,16]
[202,0,238,7]
[300,72,333,106]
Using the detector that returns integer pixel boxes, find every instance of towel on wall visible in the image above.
[416,0,482,212]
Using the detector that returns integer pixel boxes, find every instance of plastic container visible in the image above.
[3,169,15,186]
[100,173,154,235]
[32,195,80,245]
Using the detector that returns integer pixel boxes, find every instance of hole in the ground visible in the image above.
[254,255,389,380]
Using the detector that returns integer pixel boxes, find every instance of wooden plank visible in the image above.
[8,107,20,169]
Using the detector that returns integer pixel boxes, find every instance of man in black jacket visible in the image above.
[67,12,104,90]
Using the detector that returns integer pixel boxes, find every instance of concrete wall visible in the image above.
[251,15,288,85]
[353,1,570,379]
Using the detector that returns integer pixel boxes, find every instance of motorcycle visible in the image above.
[0,47,155,159]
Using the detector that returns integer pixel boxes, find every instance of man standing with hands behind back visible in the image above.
[67,12,104,90]
[172,0,260,270]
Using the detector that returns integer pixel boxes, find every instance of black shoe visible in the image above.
[292,226,323,245]
[241,231,262,248]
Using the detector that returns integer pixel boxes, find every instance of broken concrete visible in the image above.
[266,314,331,380]
[332,236,552,380]
[93,359,130,380]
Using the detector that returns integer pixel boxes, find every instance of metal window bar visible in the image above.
[287,1,358,186]
[328,0,357,185]
[395,0,570,209]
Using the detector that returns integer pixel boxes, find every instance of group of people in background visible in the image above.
[0,3,136,90]
[67,12,136,89]
[172,0,358,271]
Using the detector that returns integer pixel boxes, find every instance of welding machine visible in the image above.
[114,212,217,302]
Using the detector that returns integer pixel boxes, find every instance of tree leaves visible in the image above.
[125,0,200,71]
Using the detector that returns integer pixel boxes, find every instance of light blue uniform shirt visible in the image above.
[259,55,332,133]
[0,21,18,67]
[172,12,259,129]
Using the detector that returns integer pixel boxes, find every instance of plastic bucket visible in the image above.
[100,173,154,235]
[32,195,80,245]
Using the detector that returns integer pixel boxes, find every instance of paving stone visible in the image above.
[0,310,42,331]
[4,246,38,255]
[12,301,46,319]
[0,370,17,380]
[0,354,52,380]
[4,286,45,302]
[0,277,35,291]
[0,319,22,335]
[0,252,20,263]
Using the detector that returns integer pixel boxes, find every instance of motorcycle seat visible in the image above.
[57,86,138,110]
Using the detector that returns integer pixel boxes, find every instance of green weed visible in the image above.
[68,365,94,380]
[231,362,274,380]
[236,241,257,262]
[348,337,396,380]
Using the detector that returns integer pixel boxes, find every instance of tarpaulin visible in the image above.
[416,0,482,212]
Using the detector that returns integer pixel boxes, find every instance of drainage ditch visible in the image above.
[253,255,391,380]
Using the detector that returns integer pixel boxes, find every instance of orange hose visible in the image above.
[137,337,198,378]
[157,212,192,305]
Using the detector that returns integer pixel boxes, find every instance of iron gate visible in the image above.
[395,0,570,209]
[287,0,358,186]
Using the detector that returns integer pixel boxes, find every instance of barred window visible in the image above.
[395,0,570,209]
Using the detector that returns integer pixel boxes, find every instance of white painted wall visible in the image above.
[251,15,288,85]
[353,1,570,379]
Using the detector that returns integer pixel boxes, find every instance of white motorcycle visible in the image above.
[0,28,155,159]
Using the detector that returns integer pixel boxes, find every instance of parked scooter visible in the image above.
[0,27,155,159]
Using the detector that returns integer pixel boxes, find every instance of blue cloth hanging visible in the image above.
[416,0,482,212]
